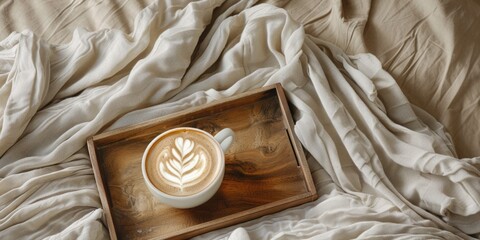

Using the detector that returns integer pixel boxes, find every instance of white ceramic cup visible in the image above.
[142,127,234,208]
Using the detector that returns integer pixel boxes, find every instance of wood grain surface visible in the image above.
[88,84,317,239]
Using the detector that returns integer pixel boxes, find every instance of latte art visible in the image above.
[144,129,221,197]
[158,137,208,191]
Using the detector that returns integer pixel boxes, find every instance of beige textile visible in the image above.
[1,0,478,158]
[0,0,479,239]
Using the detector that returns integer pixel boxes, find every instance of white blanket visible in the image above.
[1,0,479,239]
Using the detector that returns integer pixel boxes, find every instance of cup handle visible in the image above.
[214,128,235,152]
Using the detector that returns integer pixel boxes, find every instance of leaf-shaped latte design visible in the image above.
[158,137,207,191]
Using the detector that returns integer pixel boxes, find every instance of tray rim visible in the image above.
[87,83,318,239]
[90,85,281,144]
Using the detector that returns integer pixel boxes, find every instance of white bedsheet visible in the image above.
[1,0,479,239]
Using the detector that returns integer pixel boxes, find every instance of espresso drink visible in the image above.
[144,128,222,197]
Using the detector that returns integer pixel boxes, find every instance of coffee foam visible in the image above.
[145,129,221,197]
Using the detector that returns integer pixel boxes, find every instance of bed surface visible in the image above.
[0,0,479,239]
[2,0,478,158]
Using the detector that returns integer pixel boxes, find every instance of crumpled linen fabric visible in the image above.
[0,0,479,239]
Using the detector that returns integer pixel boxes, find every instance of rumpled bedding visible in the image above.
[1,0,479,239]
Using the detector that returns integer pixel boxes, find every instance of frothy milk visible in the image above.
[144,128,222,197]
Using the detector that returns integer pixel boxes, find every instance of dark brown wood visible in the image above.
[87,138,118,240]
[87,84,318,239]
[275,85,317,200]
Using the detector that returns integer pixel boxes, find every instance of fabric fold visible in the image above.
[0,0,479,239]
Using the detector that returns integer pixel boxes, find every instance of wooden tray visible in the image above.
[87,84,318,239]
